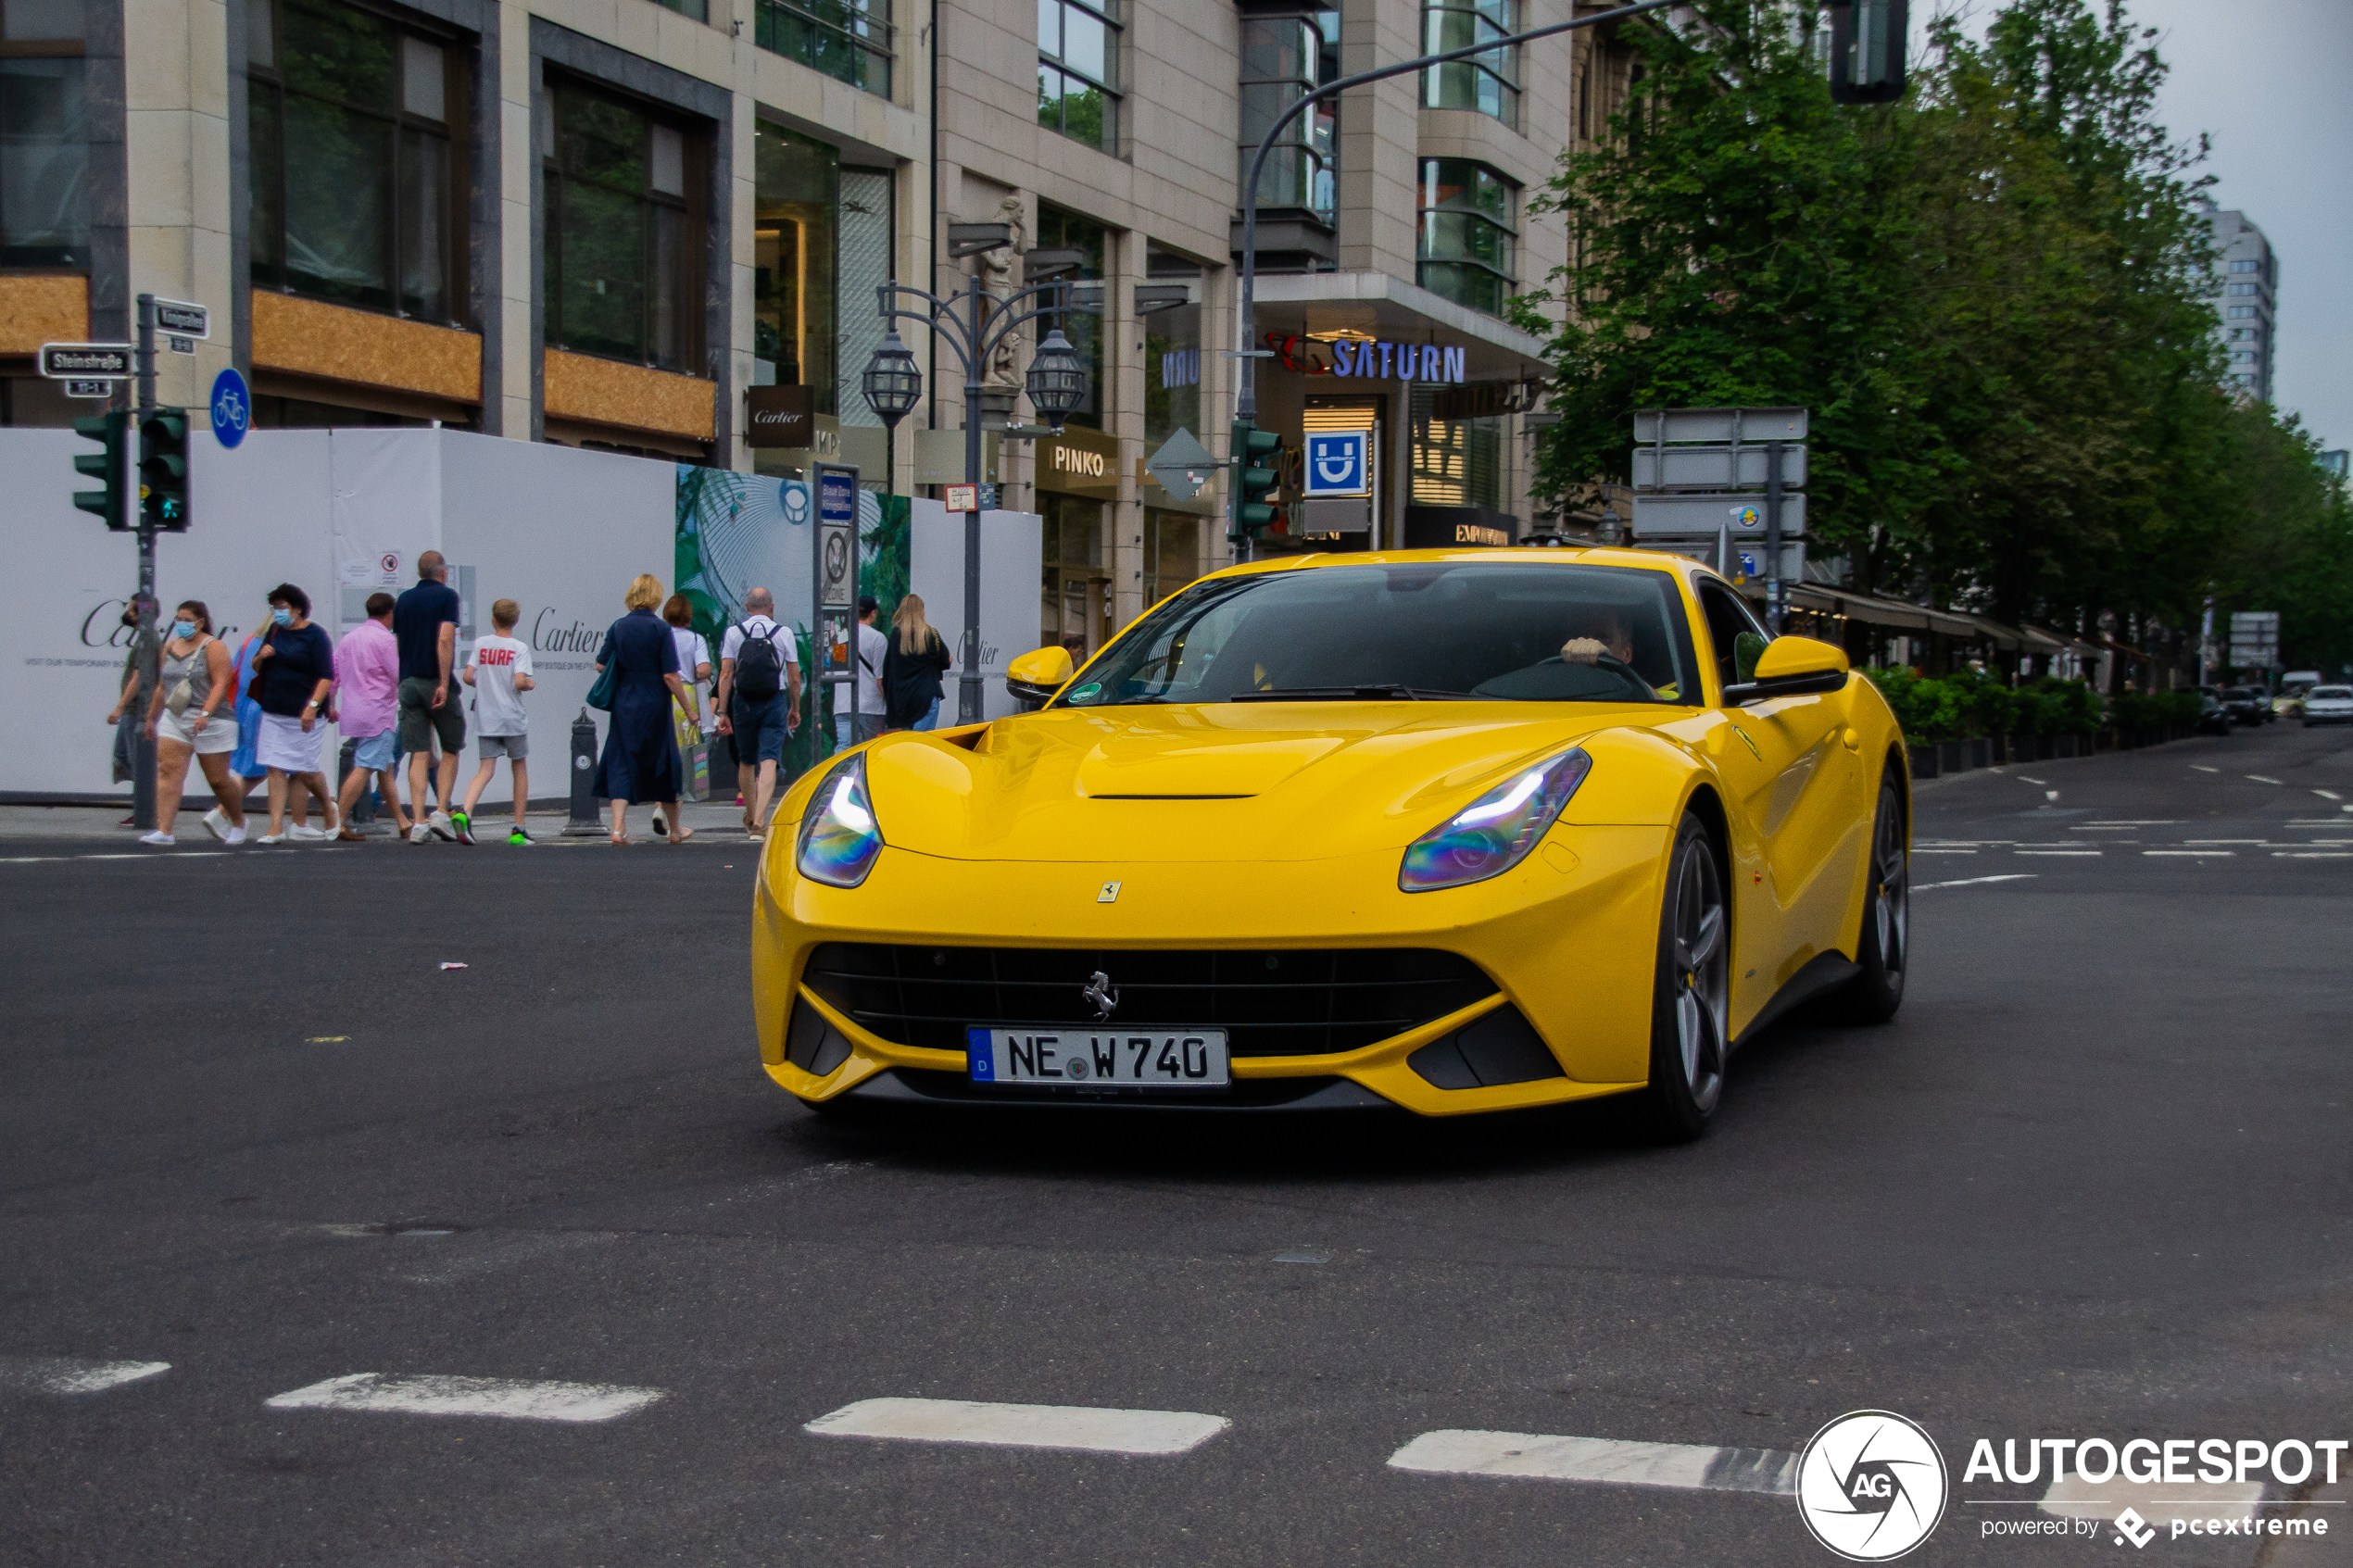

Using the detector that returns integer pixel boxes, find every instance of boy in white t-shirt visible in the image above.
[457,597,535,845]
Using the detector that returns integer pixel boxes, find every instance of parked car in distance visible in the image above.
[2300,685,2353,728]
[2221,687,2271,725]
[2277,671,2322,719]
[2197,692,2233,735]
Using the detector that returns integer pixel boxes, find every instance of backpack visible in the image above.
[734,621,785,700]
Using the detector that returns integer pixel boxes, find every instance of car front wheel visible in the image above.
[1643,814,1730,1141]
[1827,771,1908,1024]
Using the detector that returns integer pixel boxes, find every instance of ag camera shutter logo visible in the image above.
[1795,1411,1948,1562]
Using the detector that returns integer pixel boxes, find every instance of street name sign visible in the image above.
[62,379,114,398]
[152,298,210,338]
[39,343,132,379]
[1633,407,1807,445]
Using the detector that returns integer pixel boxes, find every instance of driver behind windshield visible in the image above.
[1561,608,1634,668]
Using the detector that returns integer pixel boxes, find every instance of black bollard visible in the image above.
[562,707,604,836]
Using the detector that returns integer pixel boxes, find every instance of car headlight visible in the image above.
[796,754,885,887]
[1399,748,1593,893]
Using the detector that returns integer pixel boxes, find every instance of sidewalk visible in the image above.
[0,797,773,844]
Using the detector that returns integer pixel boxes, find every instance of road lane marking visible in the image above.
[1915,874,2038,890]
[2246,775,2284,784]
[2041,1474,2264,1529]
[1388,1430,1798,1495]
[2020,776,2048,785]
[2145,850,2234,858]
[2184,839,2266,845]
[2088,821,2178,826]
[2317,790,2344,801]
[804,1398,1229,1456]
[2276,852,2353,859]
[2017,850,2100,857]
[1915,848,1977,855]
[0,1356,170,1395]
[265,1373,664,1424]
[2192,766,2221,773]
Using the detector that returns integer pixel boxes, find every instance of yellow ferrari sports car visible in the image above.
[752,546,1909,1136]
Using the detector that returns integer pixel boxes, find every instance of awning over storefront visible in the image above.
[1252,271,1552,383]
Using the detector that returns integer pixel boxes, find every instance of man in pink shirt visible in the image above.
[334,592,409,841]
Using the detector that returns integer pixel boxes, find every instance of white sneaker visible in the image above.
[138,830,174,847]
[287,822,329,841]
[409,822,431,844]
[202,808,229,841]
[257,832,288,846]
[428,810,456,842]
[224,823,247,845]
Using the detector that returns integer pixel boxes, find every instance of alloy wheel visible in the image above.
[1670,839,1730,1113]
[1872,796,1908,978]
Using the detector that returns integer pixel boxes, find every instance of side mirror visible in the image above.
[1826,0,1907,105]
[1005,645,1076,709]
[1722,636,1850,705]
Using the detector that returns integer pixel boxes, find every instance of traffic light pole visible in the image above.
[128,294,160,832]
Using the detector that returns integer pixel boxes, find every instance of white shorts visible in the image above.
[158,707,238,756]
[255,710,328,773]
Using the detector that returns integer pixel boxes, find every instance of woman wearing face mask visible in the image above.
[136,601,247,846]
[245,583,340,845]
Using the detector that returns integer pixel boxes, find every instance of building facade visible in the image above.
[2204,206,2276,404]
[0,0,1644,650]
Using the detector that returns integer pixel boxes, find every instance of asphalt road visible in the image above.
[3,721,2349,1567]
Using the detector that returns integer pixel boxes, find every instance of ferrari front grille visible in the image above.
[800,944,1498,1058]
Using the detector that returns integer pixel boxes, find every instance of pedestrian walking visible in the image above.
[394,550,465,842]
[653,594,711,839]
[245,583,339,844]
[882,592,952,733]
[135,600,246,846]
[591,573,693,846]
[101,607,140,825]
[714,585,799,839]
[333,592,409,842]
[843,595,887,746]
[459,597,535,845]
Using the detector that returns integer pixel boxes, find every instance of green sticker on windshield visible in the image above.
[1070,683,1103,702]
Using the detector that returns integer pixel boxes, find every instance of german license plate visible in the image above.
[966,1028,1230,1089]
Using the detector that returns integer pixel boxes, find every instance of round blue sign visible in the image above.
[209,367,250,449]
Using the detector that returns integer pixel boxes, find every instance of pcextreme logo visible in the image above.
[1795,1411,1950,1562]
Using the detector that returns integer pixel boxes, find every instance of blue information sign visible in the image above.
[1303,430,1370,497]
[209,367,250,449]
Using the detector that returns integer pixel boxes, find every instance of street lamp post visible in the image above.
[863,275,1090,725]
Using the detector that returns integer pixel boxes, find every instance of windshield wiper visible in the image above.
[1228,684,1482,703]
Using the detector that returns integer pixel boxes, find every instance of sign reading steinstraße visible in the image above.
[39,343,132,379]
[745,384,813,448]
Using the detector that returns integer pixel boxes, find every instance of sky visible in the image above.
[1922,0,2353,453]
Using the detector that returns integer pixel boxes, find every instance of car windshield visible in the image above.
[1055,562,1699,709]
[2311,686,2352,699]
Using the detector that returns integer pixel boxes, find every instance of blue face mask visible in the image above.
[271,607,293,627]
[170,620,196,640]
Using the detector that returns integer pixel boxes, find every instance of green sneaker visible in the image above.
[450,809,474,846]
[508,826,534,845]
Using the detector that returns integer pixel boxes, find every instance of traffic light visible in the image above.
[1231,419,1285,538]
[71,411,129,532]
[139,408,191,532]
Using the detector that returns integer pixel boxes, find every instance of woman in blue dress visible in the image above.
[592,574,694,845]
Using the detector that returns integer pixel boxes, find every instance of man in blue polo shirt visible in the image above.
[393,551,465,842]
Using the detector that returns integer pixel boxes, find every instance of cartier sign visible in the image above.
[745,384,813,448]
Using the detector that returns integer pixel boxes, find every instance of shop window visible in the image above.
[753,119,837,408]
[1144,511,1202,607]
[1238,10,1336,224]
[1038,0,1118,152]
[1041,493,1110,654]
[1143,245,1201,451]
[541,77,703,372]
[1417,158,1516,316]
[248,0,463,322]
[756,0,891,99]
[2,0,89,269]
[1034,205,1106,431]
[836,166,894,435]
[1422,1,1518,130]
[1411,385,1501,509]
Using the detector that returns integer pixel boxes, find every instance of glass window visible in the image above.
[2226,282,2256,296]
[1423,1,1518,130]
[1057,563,1699,709]
[1144,511,1202,608]
[1695,579,1769,692]
[2,0,87,269]
[1238,10,1336,223]
[754,0,890,98]
[1416,157,1516,315]
[542,78,702,372]
[2228,257,2257,273]
[247,0,460,321]
[1041,494,1110,655]
[753,119,837,408]
[1038,0,1118,151]
[1034,204,1106,431]
[2227,306,2255,320]
[1143,244,1200,451]
[1411,385,1502,509]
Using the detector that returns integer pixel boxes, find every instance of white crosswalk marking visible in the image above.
[805,1397,1229,1456]
[265,1373,664,1424]
[0,1356,170,1395]
[1916,873,2037,890]
[1389,1429,1799,1495]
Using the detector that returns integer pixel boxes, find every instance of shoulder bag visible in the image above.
[585,622,621,711]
